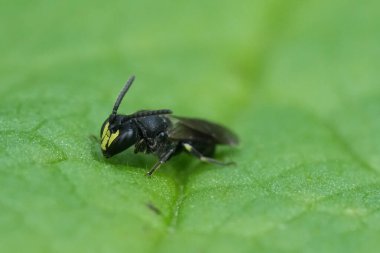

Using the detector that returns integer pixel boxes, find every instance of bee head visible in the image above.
[100,115,138,158]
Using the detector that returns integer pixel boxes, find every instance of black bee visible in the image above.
[100,75,239,176]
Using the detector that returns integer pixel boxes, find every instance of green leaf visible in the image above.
[1,0,380,252]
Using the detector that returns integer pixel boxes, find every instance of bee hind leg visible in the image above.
[182,143,234,166]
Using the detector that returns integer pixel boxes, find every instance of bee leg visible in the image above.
[146,147,176,176]
[134,119,154,146]
[182,143,234,166]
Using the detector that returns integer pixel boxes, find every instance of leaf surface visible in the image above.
[1,0,380,252]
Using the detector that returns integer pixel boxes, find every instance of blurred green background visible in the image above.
[1,0,380,252]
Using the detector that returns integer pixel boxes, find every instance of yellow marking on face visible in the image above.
[101,122,111,150]
[101,134,109,150]
[102,122,110,139]
[100,122,120,151]
[108,130,119,147]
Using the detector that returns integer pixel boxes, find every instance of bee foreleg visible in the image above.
[146,147,176,176]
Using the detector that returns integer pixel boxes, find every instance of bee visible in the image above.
[100,75,239,176]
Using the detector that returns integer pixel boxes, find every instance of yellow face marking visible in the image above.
[100,122,120,150]
[101,122,110,139]
[108,130,119,147]
[101,134,109,150]
[101,122,110,150]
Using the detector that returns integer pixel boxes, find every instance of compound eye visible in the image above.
[101,122,120,151]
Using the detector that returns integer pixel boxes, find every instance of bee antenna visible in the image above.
[112,75,136,115]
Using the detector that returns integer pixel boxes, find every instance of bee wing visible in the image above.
[168,116,239,146]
